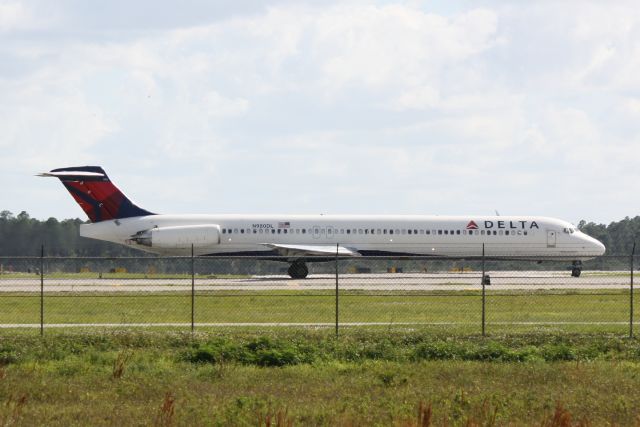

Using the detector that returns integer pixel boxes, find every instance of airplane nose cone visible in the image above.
[589,237,606,256]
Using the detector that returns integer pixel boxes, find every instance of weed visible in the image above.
[0,394,27,426]
[417,401,432,427]
[153,392,175,427]
[112,350,133,379]
[257,408,293,427]
[541,402,575,427]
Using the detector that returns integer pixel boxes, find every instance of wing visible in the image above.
[261,243,361,258]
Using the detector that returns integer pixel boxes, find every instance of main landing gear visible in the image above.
[288,261,309,279]
[571,260,582,278]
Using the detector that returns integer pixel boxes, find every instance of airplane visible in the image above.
[39,166,606,278]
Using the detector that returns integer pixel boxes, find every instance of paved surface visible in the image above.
[0,271,634,292]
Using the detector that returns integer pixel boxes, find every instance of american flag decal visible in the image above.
[278,221,290,228]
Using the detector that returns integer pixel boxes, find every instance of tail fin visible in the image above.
[38,166,155,222]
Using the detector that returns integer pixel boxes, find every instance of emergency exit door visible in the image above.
[547,230,557,247]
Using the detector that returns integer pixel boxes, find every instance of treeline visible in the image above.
[0,211,141,257]
[1,210,639,257]
[578,217,640,255]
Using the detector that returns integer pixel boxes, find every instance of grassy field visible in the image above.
[0,330,639,425]
[0,290,638,335]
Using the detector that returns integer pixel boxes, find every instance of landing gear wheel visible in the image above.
[571,261,582,278]
[288,262,308,279]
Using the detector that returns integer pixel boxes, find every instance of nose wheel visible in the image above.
[288,261,309,279]
[571,261,582,278]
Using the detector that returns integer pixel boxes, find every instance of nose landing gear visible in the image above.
[571,260,582,278]
[288,261,309,279]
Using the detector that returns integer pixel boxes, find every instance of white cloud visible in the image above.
[1,2,640,223]
[0,1,32,31]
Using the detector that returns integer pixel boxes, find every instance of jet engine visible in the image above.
[131,225,220,249]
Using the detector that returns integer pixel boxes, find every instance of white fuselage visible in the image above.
[80,214,605,260]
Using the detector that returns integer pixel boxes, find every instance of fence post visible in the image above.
[631,243,635,339]
[191,244,195,334]
[335,243,339,338]
[481,243,486,337]
[40,244,44,336]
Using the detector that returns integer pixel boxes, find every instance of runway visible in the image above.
[0,271,633,292]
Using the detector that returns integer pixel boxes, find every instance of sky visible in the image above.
[1,0,639,225]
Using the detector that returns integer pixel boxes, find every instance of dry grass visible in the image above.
[256,408,293,427]
[0,394,27,427]
[153,392,175,427]
[112,349,133,379]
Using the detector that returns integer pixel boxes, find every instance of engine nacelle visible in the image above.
[132,225,221,249]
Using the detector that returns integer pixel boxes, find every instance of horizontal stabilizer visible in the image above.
[262,243,361,258]
[38,171,106,179]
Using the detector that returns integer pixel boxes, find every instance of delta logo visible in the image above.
[466,220,540,230]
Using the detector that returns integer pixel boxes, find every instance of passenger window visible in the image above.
[524,231,528,236]
[302,229,306,234]
[346,229,351,234]
[283,229,287,234]
[389,230,394,235]
[253,229,257,234]
[468,230,473,235]
[365,229,369,234]
[408,230,412,235]
[222,229,226,234]
[383,229,387,234]
[233,229,238,234]
[438,230,442,235]
[444,230,448,235]
[456,230,460,235]
[481,230,485,235]
[241,229,244,234]
[499,230,503,235]
[426,230,430,235]
[277,229,281,234]
[271,229,275,234]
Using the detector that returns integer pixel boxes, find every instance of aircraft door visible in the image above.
[313,226,321,239]
[326,226,334,239]
[547,230,557,247]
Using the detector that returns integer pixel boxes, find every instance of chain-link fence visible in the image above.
[0,251,637,336]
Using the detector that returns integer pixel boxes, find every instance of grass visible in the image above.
[0,289,638,335]
[0,330,639,425]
